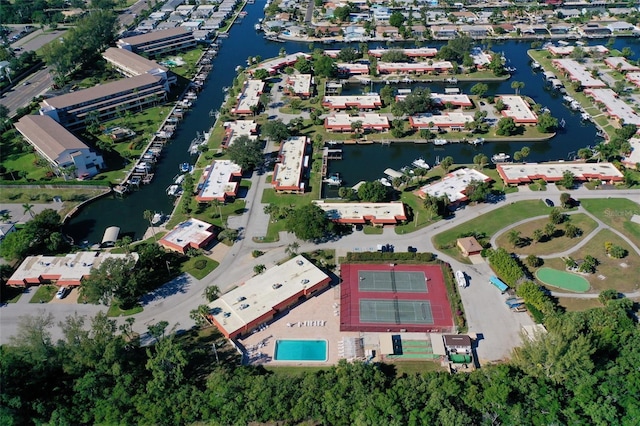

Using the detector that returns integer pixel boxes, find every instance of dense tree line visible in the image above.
[40,10,118,85]
[2,297,639,425]
[0,208,69,260]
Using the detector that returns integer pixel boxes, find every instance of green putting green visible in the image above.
[535,267,590,292]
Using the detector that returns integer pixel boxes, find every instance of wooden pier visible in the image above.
[321,147,342,178]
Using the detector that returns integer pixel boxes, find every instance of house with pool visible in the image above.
[207,255,331,339]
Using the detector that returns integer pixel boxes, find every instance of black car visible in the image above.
[544,198,554,207]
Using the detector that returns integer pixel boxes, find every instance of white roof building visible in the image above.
[584,88,640,126]
[498,95,538,124]
[7,252,139,287]
[196,160,243,202]
[621,137,640,167]
[416,168,491,202]
[409,112,474,129]
[208,255,331,338]
[272,136,309,193]
[497,162,624,184]
[604,57,640,73]
[322,95,382,110]
[367,47,438,58]
[159,218,217,253]
[284,74,313,97]
[325,113,390,132]
[251,52,311,75]
[231,79,265,115]
[312,201,407,224]
[553,58,607,88]
[222,120,258,148]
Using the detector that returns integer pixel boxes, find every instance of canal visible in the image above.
[65,7,640,243]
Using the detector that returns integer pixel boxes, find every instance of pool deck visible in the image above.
[239,283,361,366]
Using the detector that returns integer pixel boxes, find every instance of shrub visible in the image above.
[344,252,435,262]
[488,248,525,287]
[194,259,208,270]
[526,255,543,268]
[252,250,264,258]
[606,244,627,259]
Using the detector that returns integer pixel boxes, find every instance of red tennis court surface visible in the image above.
[340,263,455,333]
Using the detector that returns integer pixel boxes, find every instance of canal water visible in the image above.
[65,4,640,243]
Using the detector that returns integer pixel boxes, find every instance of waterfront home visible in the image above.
[377,61,454,75]
[336,63,370,76]
[221,120,258,149]
[325,113,390,132]
[272,136,310,194]
[409,112,474,131]
[604,57,640,73]
[368,48,438,58]
[552,58,607,88]
[497,95,538,125]
[396,93,472,108]
[415,168,491,203]
[116,27,196,58]
[15,115,105,178]
[496,162,624,185]
[583,88,640,127]
[196,160,242,202]
[626,72,640,88]
[432,25,458,39]
[312,201,407,225]
[231,79,265,115]
[39,74,168,130]
[250,52,311,75]
[159,218,217,254]
[322,95,382,110]
[102,47,174,87]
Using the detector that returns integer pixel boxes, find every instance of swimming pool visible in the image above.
[274,339,328,362]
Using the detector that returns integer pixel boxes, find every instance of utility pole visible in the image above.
[212,342,219,364]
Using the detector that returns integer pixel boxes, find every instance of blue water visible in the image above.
[63,0,640,243]
[274,339,328,361]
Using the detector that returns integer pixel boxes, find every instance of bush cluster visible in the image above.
[344,252,435,262]
[488,248,525,287]
[194,259,208,270]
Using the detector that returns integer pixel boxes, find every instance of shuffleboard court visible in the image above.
[359,299,435,324]
[358,270,427,293]
[536,267,590,292]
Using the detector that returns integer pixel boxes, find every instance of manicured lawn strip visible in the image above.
[107,303,144,317]
[180,255,219,280]
[392,361,446,375]
[266,366,331,376]
[363,225,383,235]
[535,267,590,292]
[580,198,640,249]
[29,285,57,303]
[395,191,441,235]
[433,200,552,259]
[494,213,598,256]
[539,229,640,293]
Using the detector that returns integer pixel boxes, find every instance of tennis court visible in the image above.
[359,299,434,324]
[358,270,427,293]
[340,263,455,333]
[536,267,590,292]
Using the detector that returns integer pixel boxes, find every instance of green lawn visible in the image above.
[363,225,384,235]
[536,267,590,292]
[580,198,640,249]
[180,255,219,280]
[29,285,58,303]
[107,303,144,317]
[433,200,553,261]
[495,213,599,256]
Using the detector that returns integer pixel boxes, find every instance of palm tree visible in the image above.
[507,229,521,248]
[520,146,530,162]
[0,211,11,223]
[511,81,525,96]
[544,222,555,239]
[143,210,157,241]
[203,285,220,302]
[532,229,543,244]
[22,203,34,218]
[286,242,300,256]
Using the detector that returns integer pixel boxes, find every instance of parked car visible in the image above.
[544,198,554,207]
[55,287,68,299]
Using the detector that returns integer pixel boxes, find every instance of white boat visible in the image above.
[179,162,190,173]
[433,139,448,146]
[469,137,484,146]
[174,174,185,185]
[254,23,261,31]
[531,61,541,70]
[151,213,164,225]
[323,173,342,186]
[379,177,392,187]
[455,270,467,288]
[412,158,430,170]
[581,112,591,121]
[562,95,574,103]
[166,185,181,196]
[492,153,511,163]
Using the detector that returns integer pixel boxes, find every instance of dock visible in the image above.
[321,147,342,178]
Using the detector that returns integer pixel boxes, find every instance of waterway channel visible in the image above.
[65,4,640,244]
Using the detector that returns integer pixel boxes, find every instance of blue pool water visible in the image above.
[274,340,328,361]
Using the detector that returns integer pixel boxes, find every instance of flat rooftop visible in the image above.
[117,26,190,46]
[378,61,453,72]
[232,79,264,114]
[398,92,472,107]
[409,112,474,127]
[553,58,606,88]
[336,63,369,74]
[497,162,625,183]
[622,137,640,165]
[273,136,308,190]
[159,218,215,249]
[604,57,640,72]
[223,120,257,147]
[326,113,389,129]
[368,47,438,57]
[584,88,640,126]
[196,160,242,201]
[498,95,538,123]
[208,255,331,337]
[8,252,138,286]
[254,52,310,73]
[313,201,406,224]
[285,74,312,94]
[322,95,382,109]
[547,44,609,56]
[416,168,491,202]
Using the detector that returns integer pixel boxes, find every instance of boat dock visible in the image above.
[321,147,342,178]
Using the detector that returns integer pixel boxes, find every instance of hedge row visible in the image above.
[488,248,525,287]
[344,252,435,262]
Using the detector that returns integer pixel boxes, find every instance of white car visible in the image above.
[55,287,68,299]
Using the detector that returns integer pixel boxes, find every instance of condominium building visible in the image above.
[39,74,167,130]
[116,27,196,58]
[102,47,175,88]
[14,115,104,178]
[272,136,309,194]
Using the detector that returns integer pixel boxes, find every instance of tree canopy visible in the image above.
[261,119,290,142]
[0,209,69,260]
[226,135,264,169]
[391,87,433,116]
[285,203,334,241]
[357,180,388,202]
